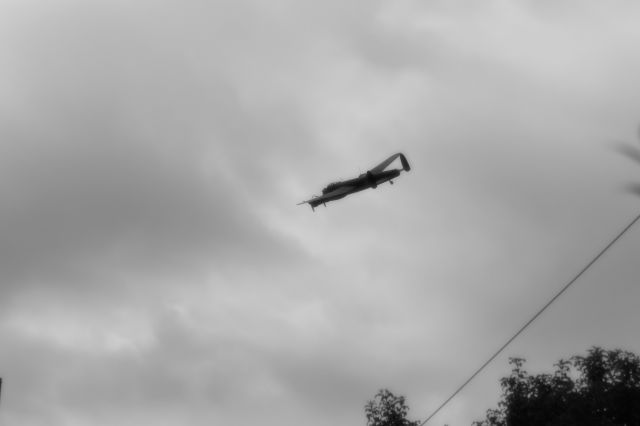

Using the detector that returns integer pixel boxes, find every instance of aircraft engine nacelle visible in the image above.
[366,170,377,188]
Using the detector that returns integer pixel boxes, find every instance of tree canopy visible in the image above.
[474,347,640,426]
[365,389,421,426]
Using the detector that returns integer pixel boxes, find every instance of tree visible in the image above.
[474,347,640,426]
[365,389,421,426]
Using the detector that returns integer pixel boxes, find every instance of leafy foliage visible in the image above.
[474,347,640,426]
[365,389,421,426]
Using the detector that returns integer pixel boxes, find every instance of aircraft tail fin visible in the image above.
[370,152,411,174]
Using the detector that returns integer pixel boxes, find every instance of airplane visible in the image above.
[298,153,411,211]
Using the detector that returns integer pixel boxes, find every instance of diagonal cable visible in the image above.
[420,212,640,425]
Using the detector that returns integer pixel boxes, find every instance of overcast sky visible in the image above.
[2,1,640,425]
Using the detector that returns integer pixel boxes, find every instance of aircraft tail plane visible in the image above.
[370,152,411,174]
[399,153,411,171]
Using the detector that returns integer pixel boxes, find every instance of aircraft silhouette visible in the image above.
[298,153,411,211]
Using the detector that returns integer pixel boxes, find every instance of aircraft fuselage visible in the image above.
[309,169,400,208]
[322,169,400,194]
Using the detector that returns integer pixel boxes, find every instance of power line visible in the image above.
[420,212,640,425]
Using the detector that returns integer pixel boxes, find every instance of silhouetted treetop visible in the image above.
[474,347,640,426]
[365,389,420,426]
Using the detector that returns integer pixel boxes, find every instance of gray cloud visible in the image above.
[0,1,306,304]
[2,1,640,426]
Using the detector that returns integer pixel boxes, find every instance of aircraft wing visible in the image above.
[322,185,354,198]
[369,153,411,174]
